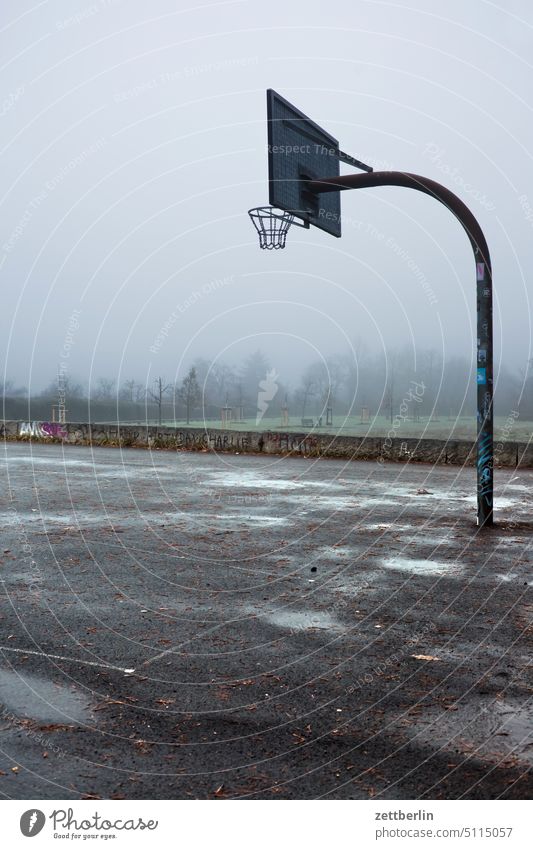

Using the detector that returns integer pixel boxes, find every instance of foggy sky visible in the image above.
[1,0,532,397]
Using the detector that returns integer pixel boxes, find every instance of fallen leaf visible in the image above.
[94,698,130,711]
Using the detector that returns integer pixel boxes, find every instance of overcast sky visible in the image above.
[1,0,532,396]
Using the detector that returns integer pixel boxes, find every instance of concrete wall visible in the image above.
[1,420,531,468]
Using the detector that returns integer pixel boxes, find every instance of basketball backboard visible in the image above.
[267,89,342,237]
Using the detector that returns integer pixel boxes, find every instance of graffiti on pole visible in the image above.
[477,430,493,510]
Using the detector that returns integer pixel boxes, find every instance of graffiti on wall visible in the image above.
[265,431,319,454]
[19,422,67,439]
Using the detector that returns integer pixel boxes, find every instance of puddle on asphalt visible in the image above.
[0,570,42,585]
[162,511,288,529]
[268,609,341,631]
[0,512,146,529]
[3,455,175,481]
[503,483,530,493]
[464,496,522,510]
[204,471,343,493]
[493,702,533,755]
[404,534,454,549]
[247,606,342,632]
[494,535,531,548]
[202,470,278,487]
[3,509,290,533]
[301,495,397,511]
[364,524,452,548]
[315,546,356,561]
[404,699,533,765]
[330,572,381,597]
[383,557,461,576]
[497,573,533,586]
[383,485,437,499]
[208,514,288,529]
[0,668,92,724]
[4,457,95,468]
[206,475,301,491]
[357,498,398,509]
[204,469,363,503]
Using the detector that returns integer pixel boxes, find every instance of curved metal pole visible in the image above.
[307,171,493,527]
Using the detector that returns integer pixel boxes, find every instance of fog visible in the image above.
[1,0,531,402]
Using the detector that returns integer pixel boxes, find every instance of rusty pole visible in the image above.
[307,171,493,527]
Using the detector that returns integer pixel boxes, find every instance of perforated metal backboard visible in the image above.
[267,89,341,237]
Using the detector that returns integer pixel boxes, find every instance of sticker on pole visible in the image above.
[476,262,485,281]
[477,367,487,385]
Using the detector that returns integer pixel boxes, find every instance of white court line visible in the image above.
[0,645,135,675]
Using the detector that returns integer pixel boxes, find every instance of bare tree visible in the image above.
[134,383,147,403]
[209,361,237,408]
[296,365,317,421]
[316,355,347,415]
[1,379,27,397]
[385,352,397,424]
[40,375,84,398]
[147,377,172,426]
[119,379,141,402]
[240,350,270,403]
[92,377,116,400]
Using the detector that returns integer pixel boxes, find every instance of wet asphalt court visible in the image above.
[0,441,531,799]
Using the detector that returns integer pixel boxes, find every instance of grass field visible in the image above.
[149,414,533,442]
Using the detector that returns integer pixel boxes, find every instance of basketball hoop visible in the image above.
[248,206,301,249]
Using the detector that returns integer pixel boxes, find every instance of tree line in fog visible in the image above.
[2,347,532,424]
